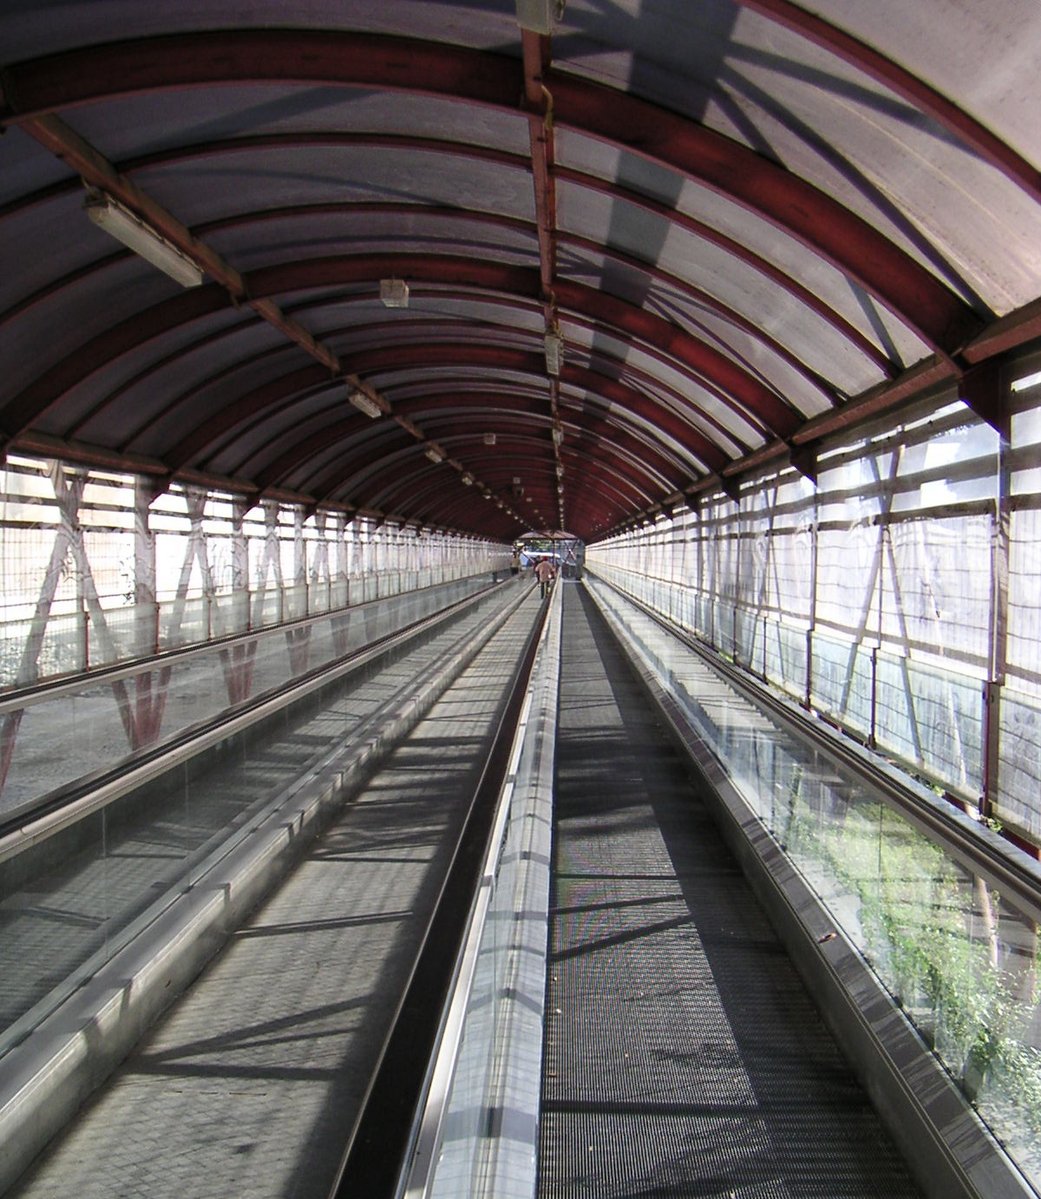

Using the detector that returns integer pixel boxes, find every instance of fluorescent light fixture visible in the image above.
[544,331,563,376]
[380,277,409,308]
[348,389,382,419]
[84,191,204,287]
[424,445,445,464]
[516,0,560,34]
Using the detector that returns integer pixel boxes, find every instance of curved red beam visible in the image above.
[370,463,557,524]
[3,251,779,454]
[0,134,890,380]
[399,393,686,488]
[297,407,681,510]
[353,434,652,516]
[101,298,748,477]
[0,286,231,440]
[368,450,639,525]
[201,201,840,404]
[231,316,738,479]
[162,348,691,500]
[166,333,716,488]
[244,254,796,439]
[411,460,628,533]
[1,30,979,353]
[353,298,756,452]
[157,337,728,484]
[258,397,678,505]
[341,344,726,465]
[308,369,723,502]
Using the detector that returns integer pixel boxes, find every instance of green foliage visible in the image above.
[789,794,1041,1140]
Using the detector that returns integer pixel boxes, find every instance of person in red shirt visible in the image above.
[534,557,557,599]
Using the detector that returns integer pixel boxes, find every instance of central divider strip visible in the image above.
[329,589,555,1199]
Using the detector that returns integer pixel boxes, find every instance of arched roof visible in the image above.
[2,1,1040,542]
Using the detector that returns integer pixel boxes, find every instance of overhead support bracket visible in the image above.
[719,475,742,504]
[789,441,819,486]
[960,358,1008,437]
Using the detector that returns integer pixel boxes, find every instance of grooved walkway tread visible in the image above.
[538,585,922,1198]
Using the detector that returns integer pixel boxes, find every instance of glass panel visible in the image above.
[0,578,512,1062]
[0,577,491,818]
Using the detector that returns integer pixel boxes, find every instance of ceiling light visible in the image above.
[348,389,382,419]
[424,445,445,464]
[544,331,563,376]
[483,432,497,446]
[380,277,409,308]
[461,473,474,486]
[84,191,204,288]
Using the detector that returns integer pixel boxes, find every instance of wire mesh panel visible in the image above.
[873,653,983,796]
[764,621,808,702]
[0,456,507,690]
[810,634,874,741]
[882,512,992,671]
[997,687,1041,840]
[587,388,1017,833]
[1007,505,1041,697]
[1008,383,1041,701]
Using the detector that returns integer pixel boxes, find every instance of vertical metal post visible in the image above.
[732,493,741,660]
[293,505,307,616]
[805,489,818,711]
[134,477,158,656]
[983,374,1011,823]
[232,497,250,631]
[261,501,283,624]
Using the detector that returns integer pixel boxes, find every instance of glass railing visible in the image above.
[0,576,495,818]
[0,579,526,1067]
[587,575,1041,1195]
[0,564,505,690]
[586,563,991,809]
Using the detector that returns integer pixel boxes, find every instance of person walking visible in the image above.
[534,557,557,599]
